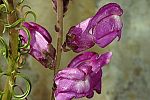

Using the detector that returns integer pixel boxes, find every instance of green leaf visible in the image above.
[17,0,25,6]
[21,5,31,12]
[2,0,9,12]
[24,11,36,22]
[0,4,7,12]
[19,26,31,49]
[12,74,31,100]
[0,66,2,73]
[0,91,4,100]
[0,36,8,58]
[5,18,25,29]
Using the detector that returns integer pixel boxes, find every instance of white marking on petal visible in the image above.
[75,76,90,93]
[35,31,48,50]
[106,52,112,64]
[89,28,93,35]
[113,15,120,22]
[77,18,92,31]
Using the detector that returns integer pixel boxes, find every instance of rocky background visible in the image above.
[1,0,150,100]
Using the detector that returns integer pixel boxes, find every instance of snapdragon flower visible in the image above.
[65,3,123,52]
[19,22,56,68]
[54,52,112,100]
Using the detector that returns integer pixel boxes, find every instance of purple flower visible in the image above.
[54,52,112,100]
[65,3,123,52]
[52,0,70,13]
[19,22,56,68]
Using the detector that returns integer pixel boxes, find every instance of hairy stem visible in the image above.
[2,0,19,100]
[51,0,63,100]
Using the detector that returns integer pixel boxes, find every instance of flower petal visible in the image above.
[66,18,94,52]
[90,52,112,72]
[93,15,123,48]
[87,3,123,30]
[67,52,97,68]
[55,92,75,100]
[55,68,85,80]
[68,52,112,72]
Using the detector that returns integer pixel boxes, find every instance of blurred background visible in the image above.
[1,0,150,100]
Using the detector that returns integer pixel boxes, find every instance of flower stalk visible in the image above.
[51,0,63,100]
[2,0,19,100]
[55,0,63,75]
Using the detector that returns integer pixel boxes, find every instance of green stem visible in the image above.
[2,0,19,100]
[51,0,63,100]
[0,13,3,91]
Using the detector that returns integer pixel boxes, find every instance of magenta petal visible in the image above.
[55,92,75,100]
[19,22,56,68]
[95,31,121,48]
[21,22,52,43]
[65,18,95,52]
[55,78,80,93]
[55,68,85,80]
[86,91,94,98]
[55,67,92,99]
[90,52,112,72]
[93,15,123,48]
[67,52,97,68]
[88,3,123,29]
[68,52,112,72]
[94,79,101,94]
[28,22,52,42]
[55,77,91,96]
[91,70,102,94]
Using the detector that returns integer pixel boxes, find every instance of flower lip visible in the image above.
[96,15,123,39]
[67,51,112,72]
[22,22,52,43]
[67,52,97,68]
[88,3,123,27]
[92,14,123,48]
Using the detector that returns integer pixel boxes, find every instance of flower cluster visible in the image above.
[54,3,123,100]
[19,2,123,100]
